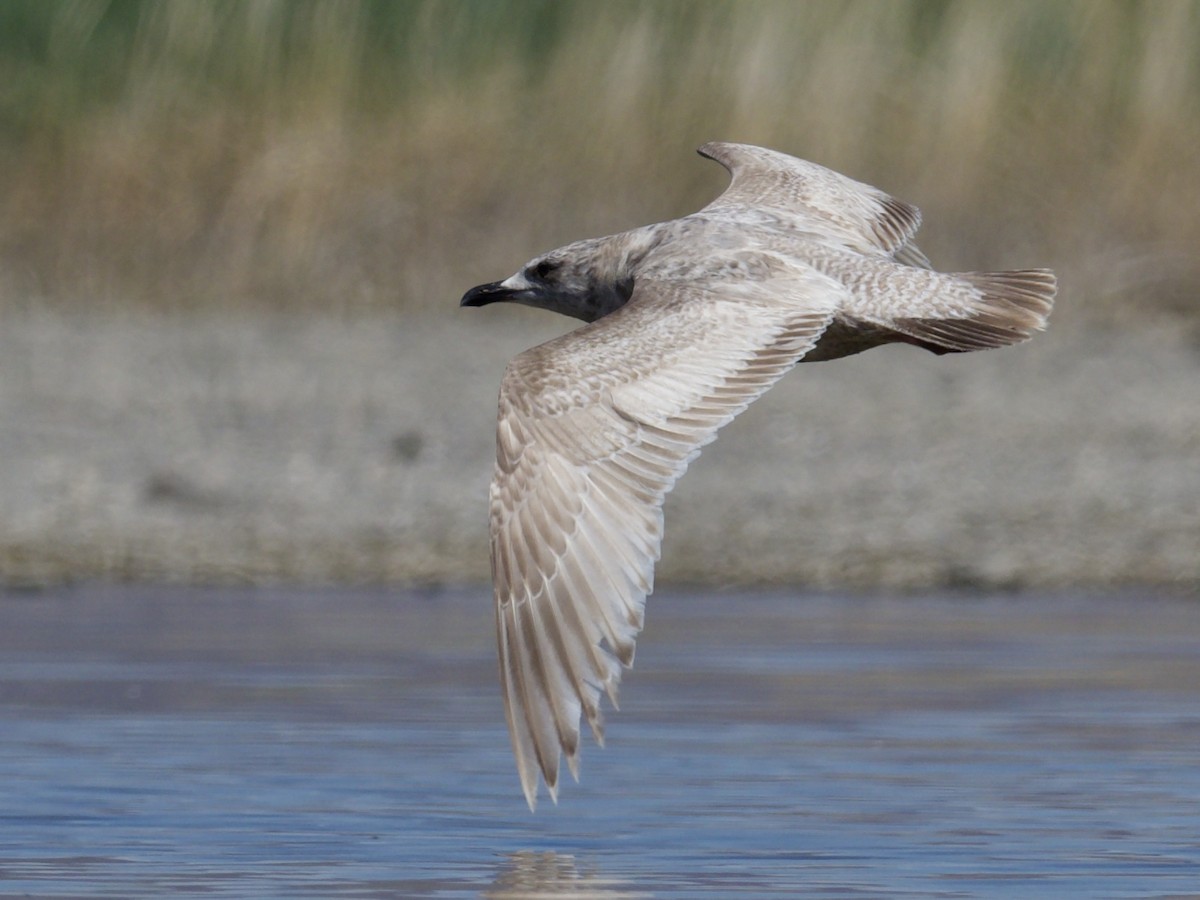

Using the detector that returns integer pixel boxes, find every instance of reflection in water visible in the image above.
[488,851,648,899]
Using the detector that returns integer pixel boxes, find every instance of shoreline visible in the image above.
[3,308,1197,591]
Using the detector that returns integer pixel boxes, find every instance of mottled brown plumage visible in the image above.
[462,142,1056,809]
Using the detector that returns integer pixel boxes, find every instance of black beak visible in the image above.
[460,281,515,308]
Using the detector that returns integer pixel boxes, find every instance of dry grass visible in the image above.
[1,0,1198,325]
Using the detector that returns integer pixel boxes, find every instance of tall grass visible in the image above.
[1,0,1197,323]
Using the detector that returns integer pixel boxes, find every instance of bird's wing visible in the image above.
[697,141,929,266]
[491,263,845,809]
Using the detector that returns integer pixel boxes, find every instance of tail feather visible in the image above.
[893,268,1056,354]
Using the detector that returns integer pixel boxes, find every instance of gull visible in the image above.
[461,142,1056,809]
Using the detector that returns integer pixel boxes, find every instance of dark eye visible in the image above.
[533,260,559,279]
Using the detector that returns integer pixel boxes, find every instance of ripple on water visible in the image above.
[0,585,1198,897]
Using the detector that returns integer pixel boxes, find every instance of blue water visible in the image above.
[1,585,1198,897]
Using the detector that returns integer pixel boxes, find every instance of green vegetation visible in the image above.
[1,0,1197,322]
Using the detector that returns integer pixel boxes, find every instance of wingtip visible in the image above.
[566,749,581,783]
[519,772,538,812]
[696,141,734,164]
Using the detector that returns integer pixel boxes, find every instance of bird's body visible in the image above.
[462,142,1055,810]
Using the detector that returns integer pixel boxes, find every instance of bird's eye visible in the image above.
[533,260,559,279]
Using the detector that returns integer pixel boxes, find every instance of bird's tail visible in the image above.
[890,269,1056,355]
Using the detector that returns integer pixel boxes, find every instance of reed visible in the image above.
[1,0,1197,323]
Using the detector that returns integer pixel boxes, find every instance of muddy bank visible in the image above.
[2,307,1197,589]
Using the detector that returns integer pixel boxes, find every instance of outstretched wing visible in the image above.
[491,264,845,809]
[697,141,930,267]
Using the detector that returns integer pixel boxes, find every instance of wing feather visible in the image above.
[697,141,925,263]
[491,268,845,809]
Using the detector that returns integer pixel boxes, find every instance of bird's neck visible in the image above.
[613,225,668,274]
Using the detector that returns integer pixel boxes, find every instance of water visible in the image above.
[1,585,1198,898]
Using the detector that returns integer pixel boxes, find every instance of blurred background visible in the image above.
[2,0,1197,589]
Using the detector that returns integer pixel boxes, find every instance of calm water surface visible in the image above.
[1,585,1198,898]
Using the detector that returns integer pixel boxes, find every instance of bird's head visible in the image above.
[461,236,644,324]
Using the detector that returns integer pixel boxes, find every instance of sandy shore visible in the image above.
[2,307,1197,590]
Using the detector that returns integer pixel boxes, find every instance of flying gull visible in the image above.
[461,142,1056,809]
